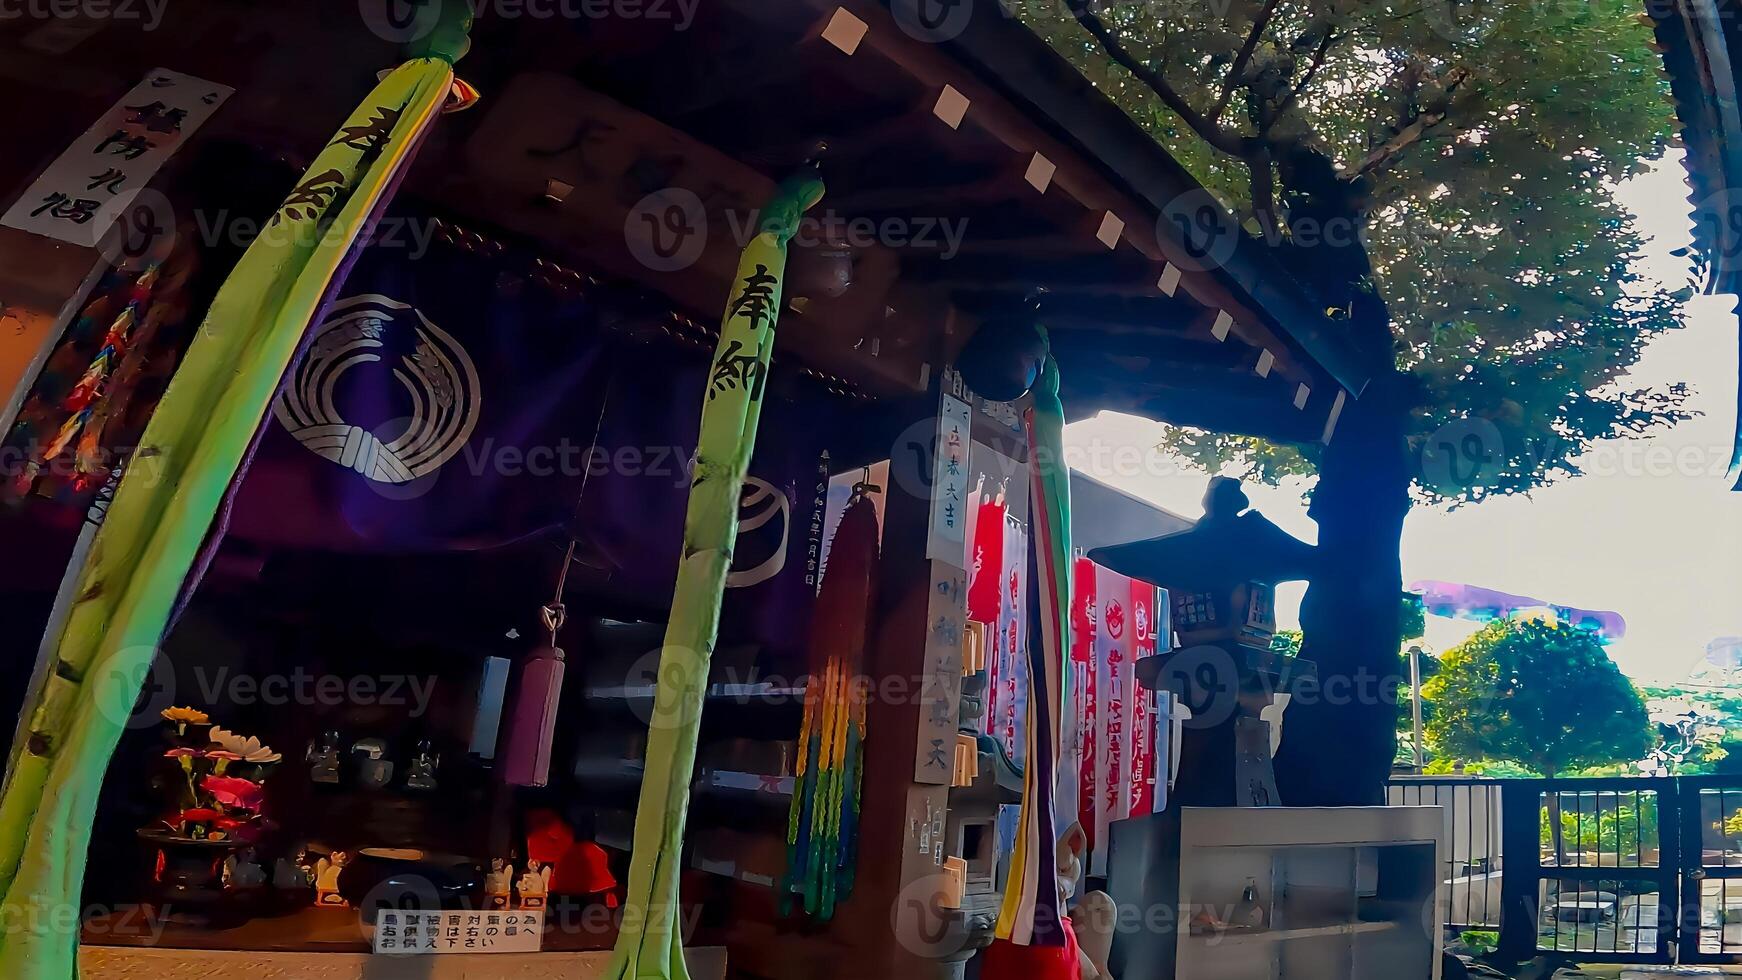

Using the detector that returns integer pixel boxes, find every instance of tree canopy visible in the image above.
[1424,618,1652,775]
[1025,0,1691,504]
[1638,685,1742,773]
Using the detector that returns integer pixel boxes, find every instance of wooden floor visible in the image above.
[80,944,729,979]
[80,905,729,978]
[82,904,637,953]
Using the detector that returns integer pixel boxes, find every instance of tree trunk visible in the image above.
[1545,770,1566,866]
[1267,150,1410,808]
[1274,370,1411,806]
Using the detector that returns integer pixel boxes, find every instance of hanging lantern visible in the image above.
[956,302,1048,402]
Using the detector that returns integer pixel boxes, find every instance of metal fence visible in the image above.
[1681,778,1742,964]
[1388,775,1742,967]
[1388,777,1504,933]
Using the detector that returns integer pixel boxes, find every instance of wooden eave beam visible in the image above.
[782,0,1327,392]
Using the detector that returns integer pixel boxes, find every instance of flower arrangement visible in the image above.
[153,707,278,842]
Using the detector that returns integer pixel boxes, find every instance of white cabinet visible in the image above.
[1107,806,1444,980]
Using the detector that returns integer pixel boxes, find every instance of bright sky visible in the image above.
[1065,153,1742,685]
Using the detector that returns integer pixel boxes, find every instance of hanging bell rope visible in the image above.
[606,170,825,980]
[0,5,472,974]
[996,353,1075,948]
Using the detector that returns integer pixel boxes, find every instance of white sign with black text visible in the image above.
[372,909,545,955]
[1,68,231,247]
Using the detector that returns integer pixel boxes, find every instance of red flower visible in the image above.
[176,808,220,825]
[202,776,264,811]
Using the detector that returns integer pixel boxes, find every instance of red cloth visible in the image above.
[980,917,1083,980]
[525,808,618,900]
[966,497,1006,623]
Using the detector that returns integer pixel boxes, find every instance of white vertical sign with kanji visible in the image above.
[2,69,232,247]
[914,563,968,785]
[915,373,974,783]
[926,391,972,564]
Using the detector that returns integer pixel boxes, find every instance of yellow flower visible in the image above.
[161,707,210,726]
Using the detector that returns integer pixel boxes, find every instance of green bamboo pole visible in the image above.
[608,172,824,980]
[0,11,469,977]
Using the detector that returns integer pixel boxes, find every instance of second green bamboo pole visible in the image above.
[607,173,824,980]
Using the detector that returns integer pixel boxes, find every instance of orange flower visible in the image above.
[161,707,210,727]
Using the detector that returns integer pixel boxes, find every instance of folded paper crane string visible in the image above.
[783,486,879,919]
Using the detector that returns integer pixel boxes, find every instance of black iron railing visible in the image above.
[1678,777,1742,964]
[1387,774,1742,967]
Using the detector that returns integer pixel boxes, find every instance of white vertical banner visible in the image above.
[2,69,232,246]
[925,392,972,563]
[1154,586,1175,654]
[1056,653,1080,839]
[914,563,968,784]
[1151,694,1183,815]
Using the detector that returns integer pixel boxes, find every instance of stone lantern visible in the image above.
[1087,477,1318,807]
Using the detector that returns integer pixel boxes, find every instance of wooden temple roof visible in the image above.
[1,0,1384,446]
[1643,0,1742,487]
[1647,0,1742,293]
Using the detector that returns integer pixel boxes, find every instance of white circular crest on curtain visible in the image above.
[273,293,482,485]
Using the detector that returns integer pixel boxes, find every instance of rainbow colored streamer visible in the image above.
[996,354,1074,946]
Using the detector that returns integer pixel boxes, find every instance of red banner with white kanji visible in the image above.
[968,504,1167,874]
[1079,562,1163,876]
[968,491,1028,767]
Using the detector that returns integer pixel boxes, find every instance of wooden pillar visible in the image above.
[831,383,971,979]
